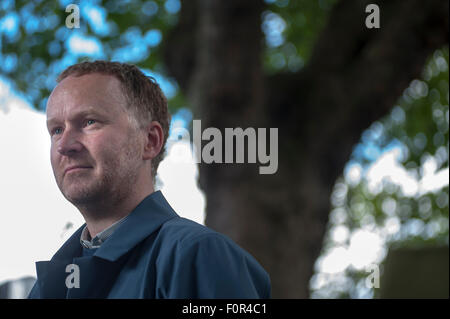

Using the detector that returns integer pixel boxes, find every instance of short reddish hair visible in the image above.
[57,60,171,179]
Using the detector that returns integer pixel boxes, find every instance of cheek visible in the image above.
[103,137,139,169]
[84,134,109,160]
[50,146,59,170]
[89,129,140,169]
[92,141,120,168]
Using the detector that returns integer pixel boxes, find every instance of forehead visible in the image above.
[46,73,127,120]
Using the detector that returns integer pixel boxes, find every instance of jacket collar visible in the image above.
[50,190,178,263]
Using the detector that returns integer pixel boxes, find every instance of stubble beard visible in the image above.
[59,135,142,214]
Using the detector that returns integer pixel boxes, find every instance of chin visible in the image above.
[62,184,103,205]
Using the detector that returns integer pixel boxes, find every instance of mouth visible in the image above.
[64,166,92,176]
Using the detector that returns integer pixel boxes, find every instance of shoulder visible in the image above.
[157,216,254,261]
[159,216,230,246]
[152,216,271,298]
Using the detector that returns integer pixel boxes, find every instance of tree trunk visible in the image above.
[164,0,449,298]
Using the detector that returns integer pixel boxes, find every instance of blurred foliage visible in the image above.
[0,0,335,110]
[0,0,183,111]
[311,48,449,299]
[262,0,336,73]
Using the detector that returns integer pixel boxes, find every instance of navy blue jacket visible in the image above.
[28,191,271,298]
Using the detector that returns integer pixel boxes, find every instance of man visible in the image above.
[28,61,271,299]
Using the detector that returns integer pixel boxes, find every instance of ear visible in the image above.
[142,121,164,161]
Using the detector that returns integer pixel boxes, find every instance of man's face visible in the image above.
[46,73,143,208]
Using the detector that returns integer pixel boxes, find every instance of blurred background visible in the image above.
[0,0,448,299]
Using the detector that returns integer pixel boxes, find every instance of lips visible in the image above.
[64,166,92,175]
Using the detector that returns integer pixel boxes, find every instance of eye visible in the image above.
[86,119,96,126]
[52,127,63,136]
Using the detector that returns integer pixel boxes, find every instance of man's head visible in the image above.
[46,61,170,208]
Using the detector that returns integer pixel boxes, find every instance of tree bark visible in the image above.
[164,0,449,298]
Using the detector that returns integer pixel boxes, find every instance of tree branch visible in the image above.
[269,0,449,184]
[162,0,200,92]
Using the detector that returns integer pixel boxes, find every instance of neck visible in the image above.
[79,184,155,239]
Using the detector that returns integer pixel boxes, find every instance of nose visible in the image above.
[56,128,83,156]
